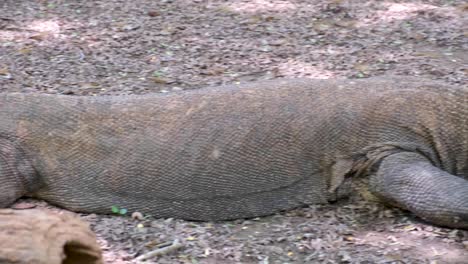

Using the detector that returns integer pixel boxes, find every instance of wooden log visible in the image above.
[0,209,102,264]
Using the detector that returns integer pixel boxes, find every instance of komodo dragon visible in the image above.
[0,77,467,228]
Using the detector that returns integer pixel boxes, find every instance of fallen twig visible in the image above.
[135,239,183,262]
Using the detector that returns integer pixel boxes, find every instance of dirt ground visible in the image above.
[1,0,467,263]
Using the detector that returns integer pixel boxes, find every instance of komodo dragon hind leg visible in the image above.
[0,139,38,207]
[369,152,468,228]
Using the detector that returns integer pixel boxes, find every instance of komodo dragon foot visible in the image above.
[370,152,468,229]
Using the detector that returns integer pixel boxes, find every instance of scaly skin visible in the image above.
[0,77,467,228]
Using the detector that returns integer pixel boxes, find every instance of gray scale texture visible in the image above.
[0,77,467,228]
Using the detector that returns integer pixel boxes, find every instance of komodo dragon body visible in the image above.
[0,77,467,228]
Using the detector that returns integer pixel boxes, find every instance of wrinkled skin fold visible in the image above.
[0,77,467,228]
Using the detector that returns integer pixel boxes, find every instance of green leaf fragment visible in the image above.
[111,206,119,213]
[153,71,163,77]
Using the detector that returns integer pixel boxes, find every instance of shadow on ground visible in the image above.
[2,0,467,263]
